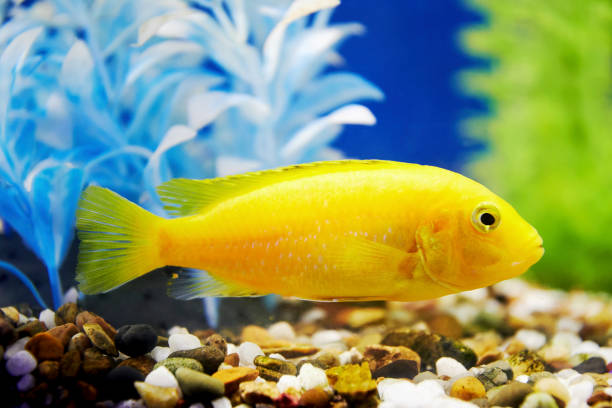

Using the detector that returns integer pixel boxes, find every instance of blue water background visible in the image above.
[332,1,487,171]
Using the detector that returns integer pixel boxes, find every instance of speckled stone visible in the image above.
[477,366,509,390]
[15,319,46,338]
[68,332,91,353]
[364,344,421,373]
[134,381,180,408]
[224,352,240,367]
[204,333,227,355]
[450,376,486,401]
[153,357,203,374]
[176,367,225,399]
[25,332,64,360]
[168,346,225,374]
[381,329,477,371]
[508,350,546,376]
[254,355,298,381]
[326,362,377,400]
[83,323,118,356]
[55,303,79,325]
[239,380,281,404]
[38,360,60,381]
[118,355,156,377]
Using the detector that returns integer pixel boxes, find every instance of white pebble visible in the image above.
[17,313,28,326]
[551,332,582,350]
[268,321,296,341]
[145,366,180,390]
[17,373,35,391]
[569,380,594,404]
[6,350,37,376]
[378,378,416,401]
[300,307,326,323]
[515,374,530,383]
[572,340,599,356]
[417,379,445,400]
[269,353,286,361]
[168,326,189,336]
[515,329,546,350]
[311,330,343,347]
[168,333,201,352]
[189,404,205,408]
[298,363,328,390]
[210,397,232,408]
[277,375,301,393]
[435,357,467,378]
[557,317,582,333]
[339,348,363,365]
[598,347,612,364]
[150,346,172,362]
[238,342,264,367]
[4,337,30,359]
[38,309,56,329]
[62,287,79,304]
[226,343,238,355]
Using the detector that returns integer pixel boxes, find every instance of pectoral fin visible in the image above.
[167,269,265,299]
[326,236,419,279]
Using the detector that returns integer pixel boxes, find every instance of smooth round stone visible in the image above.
[105,365,145,400]
[25,332,64,360]
[436,357,468,377]
[268,322,296,341]
[150,346,172,362]
[413,371,438,383]
[311,330,343,348]
[6,350,37,376]
[175,367,225,399]
[534,377,570,405]
[378,378,417,402]
[154,357,203,374]
[83,323,118,356]
[168,333,201,352]
[515,329,547,351]
[135,381,180,408]
[298,363,328,390]
[237,342,264,367]
[573,356,607,374]
[145,365,180,390]
[211,397,232,408]
[168,326,189,336]
[277,374,301,393]
[487,381,533,407]
[169,346,225,374]
[116,324,158,357]
[16,373,36,391]
[38,309,56,330]
[568,380,594,403]
[4,337,29,359]
[450,376,486,401]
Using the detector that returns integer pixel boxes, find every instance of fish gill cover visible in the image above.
[459,0,612,291]
[0,0,383,310]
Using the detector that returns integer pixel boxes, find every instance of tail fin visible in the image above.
[76,186,163,294]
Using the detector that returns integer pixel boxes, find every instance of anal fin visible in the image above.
[167,269,265,300]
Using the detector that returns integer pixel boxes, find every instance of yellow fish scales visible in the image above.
[76,160,543,301]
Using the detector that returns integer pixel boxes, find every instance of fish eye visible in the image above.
[471,202,501,233]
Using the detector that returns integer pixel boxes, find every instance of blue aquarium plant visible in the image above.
[0,0,382,312]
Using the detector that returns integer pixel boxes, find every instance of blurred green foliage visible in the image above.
[459,0,612,291]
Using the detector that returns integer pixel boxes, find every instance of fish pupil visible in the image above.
[480,212,496,226]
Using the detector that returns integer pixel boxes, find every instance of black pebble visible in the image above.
[573,356,607,374]
[115,324,158,357]
[372,360,419,379]
[104,365,144,401]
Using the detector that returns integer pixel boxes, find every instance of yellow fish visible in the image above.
[76,160,543,301]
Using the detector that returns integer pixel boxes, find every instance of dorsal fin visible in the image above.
[157,159,413,216]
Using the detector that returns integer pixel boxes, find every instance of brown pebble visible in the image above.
[205,333,228,355]
[426,314,463,339]
[300,388,331,408]
[241,325,274,345]
[118,355,156,377]
[211,366,259,395]
[82,323,117,356]
[193,329,215,341]
[68,332,91,353]
[48,323,80,348]
[262,345,319,358]
[505,339,527,355]
[75,311,116,338]
[450,376,486,401]
[0,314,17,346]
[364,344,421,372]
[26,332,64,360]
[38,360,60,381]
[588,391,612,406]
[1,306,20,324]
[60,349,81,378]
[16,319,46,338]
[76,380,97,401]
[477,351,504,366]
[224,352,240,366]
[82,348,115,376]
[55,303,79,325]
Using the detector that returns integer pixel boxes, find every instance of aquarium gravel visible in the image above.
[3,279,612,407]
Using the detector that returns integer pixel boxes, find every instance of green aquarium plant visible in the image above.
[459,0,612,291]
[0,0,382,316]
